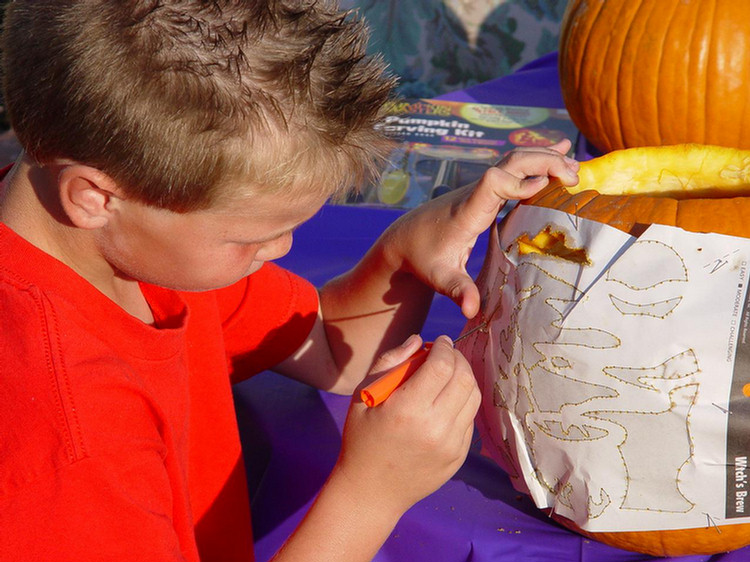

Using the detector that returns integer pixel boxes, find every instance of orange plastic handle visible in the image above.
[360,343,433,407]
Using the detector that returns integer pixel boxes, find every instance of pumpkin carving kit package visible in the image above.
[456,145,750,556]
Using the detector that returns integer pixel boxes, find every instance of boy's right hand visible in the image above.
[334,335,481,516]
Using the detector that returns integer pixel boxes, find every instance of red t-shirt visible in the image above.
[0,223,318,561]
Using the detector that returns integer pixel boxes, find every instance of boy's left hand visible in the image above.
[380,139,579,319]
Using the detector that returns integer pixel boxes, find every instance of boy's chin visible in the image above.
[245,262,265,276]
[189,263,266,292]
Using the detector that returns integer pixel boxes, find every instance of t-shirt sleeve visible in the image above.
[216,263,319,382]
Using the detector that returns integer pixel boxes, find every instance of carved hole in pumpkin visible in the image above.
[516,226,590,265]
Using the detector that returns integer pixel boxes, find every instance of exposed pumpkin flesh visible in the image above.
[516,226,590,265]
[566,144,750,199]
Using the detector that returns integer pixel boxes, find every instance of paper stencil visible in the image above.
[458,205,750,533]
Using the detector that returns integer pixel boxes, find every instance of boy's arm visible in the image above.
[275,141,579,394]
[266,143,577,561]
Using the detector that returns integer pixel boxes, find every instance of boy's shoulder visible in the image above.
[0,237,63,370]
[0,261,90,494]
[0,255,179,496]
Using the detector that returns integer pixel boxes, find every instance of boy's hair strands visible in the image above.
[2,0,397,211]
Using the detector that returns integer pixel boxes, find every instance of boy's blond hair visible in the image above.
[2,1,396,211]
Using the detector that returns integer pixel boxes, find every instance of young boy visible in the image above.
[0,2,579,561]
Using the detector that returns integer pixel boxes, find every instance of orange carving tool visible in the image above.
[360,323,487,408]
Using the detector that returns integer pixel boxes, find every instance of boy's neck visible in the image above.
[0,155,155,323]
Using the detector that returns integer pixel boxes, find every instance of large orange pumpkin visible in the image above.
[558,0,750,153]
[525,144,750,555]
[463,144,750,557]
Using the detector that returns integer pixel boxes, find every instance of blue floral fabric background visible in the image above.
[340,0,567,98]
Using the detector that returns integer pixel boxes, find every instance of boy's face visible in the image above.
[98,186,328,292]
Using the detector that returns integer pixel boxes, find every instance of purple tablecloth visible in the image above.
[233,53,749,562]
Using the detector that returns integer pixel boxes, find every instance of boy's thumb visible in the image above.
[447,276,480,319]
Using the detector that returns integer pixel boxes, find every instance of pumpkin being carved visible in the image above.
[558,0,750,153]
[459,144,750,556]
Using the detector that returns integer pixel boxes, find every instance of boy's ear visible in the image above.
[57,164,124,230]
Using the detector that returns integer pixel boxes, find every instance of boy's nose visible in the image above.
[256,231,293,262]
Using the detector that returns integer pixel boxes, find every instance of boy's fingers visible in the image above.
[399,336,456,399]
[455,378,482,430]
[454,147,579,231]
[457,281,481,319]
[448,167,516,235]
[545,138,573,155]
[445,372,481,455]
[499,148,579,188]
[368,334,423,377]
[499,138,572,159]
[451,167,528,237]
[432,350,478,412]
[451,277,481,319]
[428,265,481,319]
